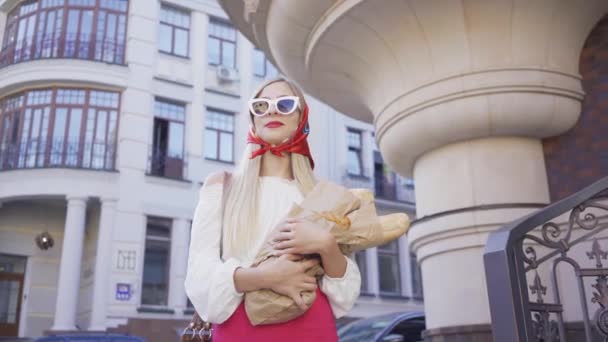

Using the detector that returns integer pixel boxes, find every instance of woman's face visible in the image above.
[252,81,302,146]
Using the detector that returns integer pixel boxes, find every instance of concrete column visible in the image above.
[89,198,117,331]
[366,247,380,294]
[409,137,550,330]
[168,217,190,309]
[398,235,410,297]
[51,196,88,331]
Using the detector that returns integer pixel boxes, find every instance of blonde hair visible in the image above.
[221,78,317,261]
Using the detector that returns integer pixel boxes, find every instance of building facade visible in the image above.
[217,0,608,341]
[0,0,421,340]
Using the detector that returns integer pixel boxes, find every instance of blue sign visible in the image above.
[115,283,132,301]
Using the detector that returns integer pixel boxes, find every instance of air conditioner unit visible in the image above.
[216,65,240,82]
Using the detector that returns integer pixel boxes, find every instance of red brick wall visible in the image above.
[543,15,608,201]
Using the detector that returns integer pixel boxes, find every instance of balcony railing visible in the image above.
[375,179,416,204]
[0,34,125,68]
[0,138,117,171]
[146,145,188,181]
[341,169,416,204]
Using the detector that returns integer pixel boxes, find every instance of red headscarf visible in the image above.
[246,104,315,169]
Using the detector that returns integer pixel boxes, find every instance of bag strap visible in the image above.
[182,172,231,342]
[219,171,231,261]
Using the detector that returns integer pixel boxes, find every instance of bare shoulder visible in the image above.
[204,171,232,186]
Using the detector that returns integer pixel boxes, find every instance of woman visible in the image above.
[184,78,361,341]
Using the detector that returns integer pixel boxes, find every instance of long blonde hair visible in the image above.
[221,78,317,261]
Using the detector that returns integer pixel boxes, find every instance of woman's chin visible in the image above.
[259,133,290,145]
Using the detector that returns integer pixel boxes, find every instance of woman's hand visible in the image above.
[271,218,334,256]
[259,254,320,310]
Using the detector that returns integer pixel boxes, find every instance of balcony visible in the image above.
[0,35,125,68]
[146,145,188,182]
[375,178,416,204]
[0,138,116,172]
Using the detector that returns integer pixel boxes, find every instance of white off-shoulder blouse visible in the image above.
[184,176,361,324]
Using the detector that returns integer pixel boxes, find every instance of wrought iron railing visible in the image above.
[375,178,416,204]
[485,176,608,342]
[146,145,188,181]
[0,138,117,171]
[341,169,416,204]
[0,34,125,67]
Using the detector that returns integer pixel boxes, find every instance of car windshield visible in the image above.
[338,313,402,342]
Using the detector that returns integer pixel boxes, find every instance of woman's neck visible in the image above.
[260,152,294,180]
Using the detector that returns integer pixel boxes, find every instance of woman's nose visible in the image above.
[267,103,278,116]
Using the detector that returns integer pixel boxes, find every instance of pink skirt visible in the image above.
[213,288,339,342]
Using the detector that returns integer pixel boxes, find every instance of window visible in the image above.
[0,88,119,171]
[207,18,236,67]
[411,253,423,299]
[385,317,426,341]
[0,0,128,67]
[149,98,186,179]
[158,4,190,57]
[378,240,401,295]
[141,217,172,307]
[253,48,278,78]
[347,128,363,176]
[355,251,368,293]
[204,108,234,163]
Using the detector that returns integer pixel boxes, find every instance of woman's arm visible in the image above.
[234,266,271,293]
[319,234,347,278]
[185,173,244,324]
[271,218,362,318]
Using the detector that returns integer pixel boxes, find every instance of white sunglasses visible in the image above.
[248,96,300,117]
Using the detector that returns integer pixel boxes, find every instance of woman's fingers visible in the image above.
[302,283,317,292]
[301,258,319,271]
[304,276,317,284]
[279,222,297,232]
[279,253,300,262]
[272,231,294,242]
[291,291,307,311]
[274,239,296,250]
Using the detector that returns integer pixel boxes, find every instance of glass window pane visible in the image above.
[174,28,188,57]
[219,132,232,162]
[207,37,220,65]
[378,254,400,294]
[222,42,235,67]
[142,235,170,306]
[168,122,184,158]
[158,24,172,53]
[78,11,94,58]
[204,129,217,159]
[65,10,80,57]
[347,149,361,175]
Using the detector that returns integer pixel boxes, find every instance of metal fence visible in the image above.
[485,176,608,341]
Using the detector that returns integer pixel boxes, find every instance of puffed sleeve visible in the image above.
[319,254,361,318]
[184,183,244,324]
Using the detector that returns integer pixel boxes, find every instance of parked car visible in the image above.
[338,311,425,342]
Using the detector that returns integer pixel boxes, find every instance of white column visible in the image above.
[398,235,410,297]
[51,196,88,331]
[168,217,190,309]
[366,247,380,294]
[89,198,117,331]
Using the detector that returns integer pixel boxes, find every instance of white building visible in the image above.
[0,0,421,340]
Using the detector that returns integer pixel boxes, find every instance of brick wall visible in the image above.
[543,14,608,201]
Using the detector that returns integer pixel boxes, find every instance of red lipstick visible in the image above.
[265,121,284,128]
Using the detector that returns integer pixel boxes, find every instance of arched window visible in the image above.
[0,0,128,67]
[0,87,120,171]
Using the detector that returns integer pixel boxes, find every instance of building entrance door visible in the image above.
[0,254,26,337]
